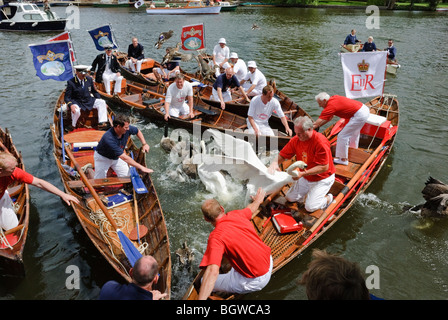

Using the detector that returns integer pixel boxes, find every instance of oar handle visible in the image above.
[65,147,119,231]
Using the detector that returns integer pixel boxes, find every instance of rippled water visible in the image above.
[0,6,447,300]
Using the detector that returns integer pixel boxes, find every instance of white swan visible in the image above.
[193,129,307,199]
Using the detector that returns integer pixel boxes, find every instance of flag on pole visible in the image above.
[181,23,205,51]
[46,31,76,63]
[134,0,144,8]
[88,25,118,51]
[29,40,74,81]
[341,51,387,99]
[46,31,70,42]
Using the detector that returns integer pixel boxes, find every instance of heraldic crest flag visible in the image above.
[29,40,74,81]
[341,51,387,99]
[88,25,118,51]
[181,23,205,51]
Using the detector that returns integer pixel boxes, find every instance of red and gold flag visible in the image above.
[181,23,205,51]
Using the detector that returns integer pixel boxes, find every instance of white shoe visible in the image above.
[324,193,334,209]
[334,158,348,166]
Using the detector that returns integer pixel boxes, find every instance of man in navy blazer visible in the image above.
[91,44,123,95]
[64,65,108,129]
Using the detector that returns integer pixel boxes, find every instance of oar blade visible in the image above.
[117,229,142,267]
[130,166,148,194]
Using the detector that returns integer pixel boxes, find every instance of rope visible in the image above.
[87,203,149,276]
[367,95,393,150]
[0,228,13,250]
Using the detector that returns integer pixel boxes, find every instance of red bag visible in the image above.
[272,212,303,234]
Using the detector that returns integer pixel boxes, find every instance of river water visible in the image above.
[0,6,447,300]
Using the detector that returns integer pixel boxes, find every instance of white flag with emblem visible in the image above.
[134,0,144,8]
[341,51,387,99]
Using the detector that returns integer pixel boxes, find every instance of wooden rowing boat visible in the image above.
[115,52,161,88]
[340,43,364,53]
[95,80,294,151]
[115,51,209,89]
[183,94,399,300]
[50,91,171,297]
[145,0,221,14]
[386,62,400,75]
[0,127,30,275]
[115,56,308,133]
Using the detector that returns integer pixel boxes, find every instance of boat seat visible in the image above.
[331,146,370,165]
[67,177,131,189]
[142,98,161,107]
[96,79,127,95]
[334,162,361,179]
[7,184,24,198]
[329,180,345,196]
[121,94,141,104]
[72,154,95,169]
[193,105,217,116]
[69,108,98,129]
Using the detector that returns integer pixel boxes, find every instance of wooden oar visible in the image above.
[64,147,142,267]
[60,109,66,162]
[129,188,148,243]
[129,150,148,194]
[128,151,148,242]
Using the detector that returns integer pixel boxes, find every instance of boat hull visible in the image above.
[0,128,30,276]
[0,20,67,32]
[146,6,221,14]
[183,94,399,300]
[50,91,172,297]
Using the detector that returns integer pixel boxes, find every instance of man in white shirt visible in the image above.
[164,74,194,120]
[229,52,247,82]
[240,61,267,97]
[212,38,230,78]
[246,85,293,137]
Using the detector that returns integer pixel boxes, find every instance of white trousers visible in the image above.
[211,87,232,102]
[93,151,129,179]
[103,70,123,94]
[213,256,273,294]
[125,59,143,73]
[242,82,263,96]
[168,102,190,117]
[0,191,18,231]
[246,119,274,136]
[285,174,335,212]
[71,99,108,127]
[335,104,370,159]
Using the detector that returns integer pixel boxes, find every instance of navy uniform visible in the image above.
[64,65,108,128]
[91,44,123,95]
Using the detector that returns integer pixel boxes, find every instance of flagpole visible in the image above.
[110,23,119,50]
[68,31,78,66]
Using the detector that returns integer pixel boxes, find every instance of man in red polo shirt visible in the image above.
[0,152,79,231]
[313,92,370,166]
[268,116,335,213]
[198,187,272,299]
